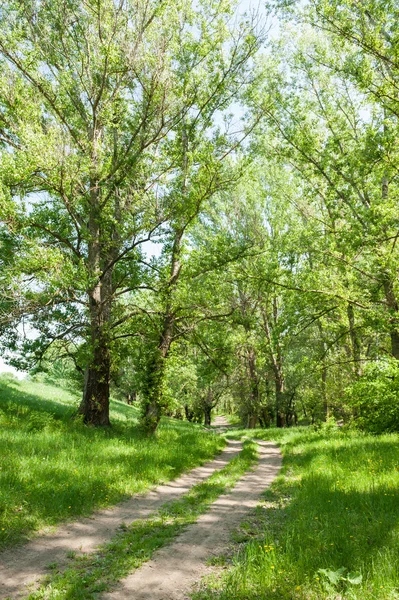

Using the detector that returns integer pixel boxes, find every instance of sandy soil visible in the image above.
[211,416,230,428]
[103,441,282,600]
[0,440,242,600]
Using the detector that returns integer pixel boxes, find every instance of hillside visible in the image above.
[0,376,224,550]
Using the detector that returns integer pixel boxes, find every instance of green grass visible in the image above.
[26,440,258,600]
[0,376,225,550]
[194,425,399,600]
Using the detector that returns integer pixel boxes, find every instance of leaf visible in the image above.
[346,572,363,585]
[318,567,346,586]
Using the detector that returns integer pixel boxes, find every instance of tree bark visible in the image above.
[141,311,174,433]
[247,414,257,428]
[262,299,286,428]
[382,275,399,360]
[317,320,329,418]
[204,405,212,427]
[246,346,259,428]
[79,265,113,426]
[141,223,183,433]
[78,150,115,425]
[347,302,362,376]
[126,391,136,405]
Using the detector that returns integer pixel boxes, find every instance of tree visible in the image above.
[0,0,260,427]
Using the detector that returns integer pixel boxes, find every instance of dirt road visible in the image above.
[103,441,281,600]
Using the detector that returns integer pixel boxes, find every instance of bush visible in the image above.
[345,359,399,433]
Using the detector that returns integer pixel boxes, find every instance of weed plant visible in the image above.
[194,426,399,600]
[0,377,224,550]
[26,441,258,599]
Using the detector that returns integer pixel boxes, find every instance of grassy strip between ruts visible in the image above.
[193,425,399,600]
[0,377,225,550]
[22,440,259,600]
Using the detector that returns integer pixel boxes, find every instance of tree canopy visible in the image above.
[2,0,399,433]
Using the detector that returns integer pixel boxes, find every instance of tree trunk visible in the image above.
[79,197,114,426]
[317,321,329,418]
[347,303,362,376]
[78,127,115,426]
[79,266,113,426]
[141,222,184,433]
[383,275,399,360]
[262,299,286,428]
[247,346,259,429]
[126,391,136,405]
[276,383,285,428]
[380,165,399,359]
[184,404,193,421]
[260,407,272,428]
[247,414,257,428]
[141,319,173,433]
[204,405,212,427]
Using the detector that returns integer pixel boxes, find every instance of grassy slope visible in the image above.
[194,426,399,600]
[0,377,224,551]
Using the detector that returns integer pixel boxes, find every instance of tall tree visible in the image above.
[0,0,260,427]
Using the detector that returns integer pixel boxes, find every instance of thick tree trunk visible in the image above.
[78,131,115,427]
[81,345,111,425]
[79,269,113,426]
[184,404,194,422]
[79,221,114,426]
[141,328,171,433]
[203,388,215,427]
[260,407,272,428]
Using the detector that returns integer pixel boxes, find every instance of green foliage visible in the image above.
[345,360,399,433]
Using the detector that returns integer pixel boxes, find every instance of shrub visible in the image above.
[345,359,399,433]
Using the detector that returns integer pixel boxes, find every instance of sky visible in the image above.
[0,357,25,379]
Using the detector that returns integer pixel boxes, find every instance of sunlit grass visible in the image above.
[194,426,399,600]
[0,377,225,550]
[27,441,259,599]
